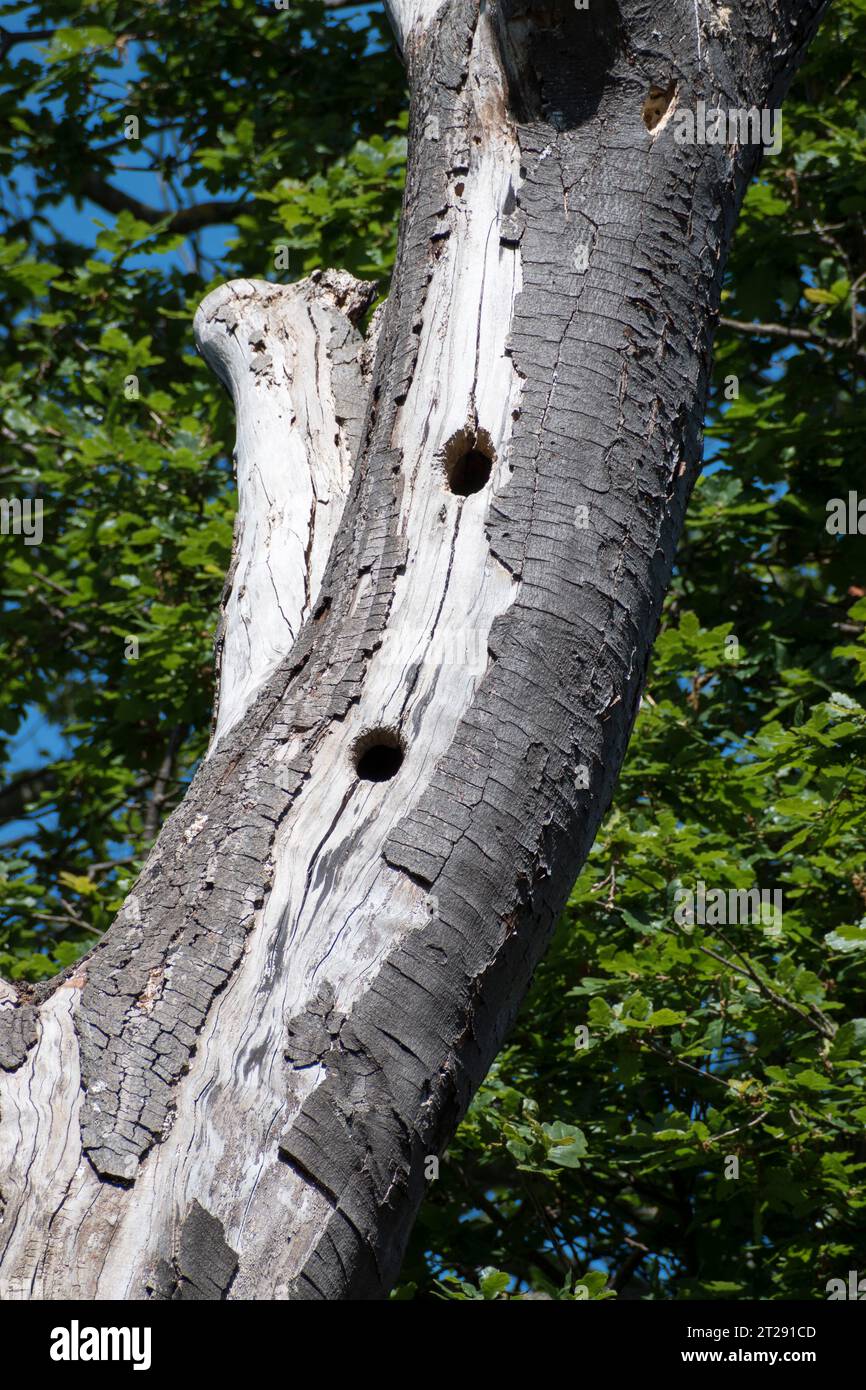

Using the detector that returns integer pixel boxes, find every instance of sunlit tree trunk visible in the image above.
[0,0,828,1301]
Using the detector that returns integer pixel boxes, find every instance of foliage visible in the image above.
[2,0,864,1300]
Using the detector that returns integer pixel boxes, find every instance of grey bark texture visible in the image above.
[0,0,829,1301]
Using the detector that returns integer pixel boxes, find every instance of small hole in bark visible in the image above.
[442,428,496,497]
[642,82,676,132]
[353,728,405,782]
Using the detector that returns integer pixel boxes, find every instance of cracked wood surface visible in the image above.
[0,0,829,1301]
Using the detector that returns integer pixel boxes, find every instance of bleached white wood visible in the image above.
[384,0,445,54]
[194,272,372,746]
[0,984,87,1299]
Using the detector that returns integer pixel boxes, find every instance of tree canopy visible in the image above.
[1,0,864,1300]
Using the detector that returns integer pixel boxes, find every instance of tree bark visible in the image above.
[0,0,828,1301]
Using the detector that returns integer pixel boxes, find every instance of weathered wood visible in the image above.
[195,271,376,745]
[0,0,829,1301]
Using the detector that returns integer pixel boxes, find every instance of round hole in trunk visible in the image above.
[353,728,405,782]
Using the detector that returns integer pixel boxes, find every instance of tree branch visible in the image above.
[0,767,58,822]
[79,170,246,234]
[718,314,866,364]
[194,270,378,744]
[0,26,55,61]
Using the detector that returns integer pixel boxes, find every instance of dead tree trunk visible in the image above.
[0,0,828,1301]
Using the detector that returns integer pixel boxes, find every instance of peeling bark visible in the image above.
[0,0,829,1301]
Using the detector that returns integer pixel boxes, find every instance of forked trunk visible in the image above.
[0,0,828,1300]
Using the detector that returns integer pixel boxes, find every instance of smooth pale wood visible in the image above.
[194,272,374,745]
[384,0,444,53]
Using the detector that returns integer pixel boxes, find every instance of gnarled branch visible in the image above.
[194,271,377,742]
